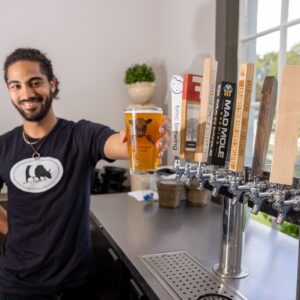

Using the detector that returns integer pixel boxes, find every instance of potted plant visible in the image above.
[124,63,156,104]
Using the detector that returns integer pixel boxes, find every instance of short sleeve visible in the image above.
[0,137,4,192]
[77,120,117,164]
[0,176,4,192]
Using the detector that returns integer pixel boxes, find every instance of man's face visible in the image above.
[6,60,56,122]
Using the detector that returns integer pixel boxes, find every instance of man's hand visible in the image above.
[156,116,171,164]
[120,129,127,143]
[0,205,8,235]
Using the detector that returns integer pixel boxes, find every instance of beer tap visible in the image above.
[183,160,192,182]
[227,172,249,205]
[209,167,229,197]
[196,162,210,191]
[173,158,211,188]
[185,162,198,185]
[271,187,300,225]
[174,156,185,180]
[246,178,270,215]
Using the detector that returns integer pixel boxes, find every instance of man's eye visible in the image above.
[9,84,20,91]
[31,81,43,87]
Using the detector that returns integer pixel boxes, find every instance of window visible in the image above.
[239,0,300,172]
[239,0,300,238]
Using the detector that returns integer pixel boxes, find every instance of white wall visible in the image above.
[160,0,216,164]
[0,0,216,168]
[161,0,216,88]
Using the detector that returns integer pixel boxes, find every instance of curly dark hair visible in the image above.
[3,48,60,98]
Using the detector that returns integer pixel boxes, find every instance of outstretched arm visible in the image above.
[104,132,128,160]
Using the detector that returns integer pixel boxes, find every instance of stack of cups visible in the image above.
[157,180,184,208]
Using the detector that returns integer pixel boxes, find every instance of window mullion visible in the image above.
[238,0,258,66]
[278,0,289,84]
[240,25,280,43]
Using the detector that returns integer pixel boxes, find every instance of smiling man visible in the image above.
[0,48,171,300]
[7,60,56,122]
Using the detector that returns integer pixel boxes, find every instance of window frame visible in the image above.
[238,0,300,166]
[239,0,300,91]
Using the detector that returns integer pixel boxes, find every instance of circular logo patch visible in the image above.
[10,157,64,193]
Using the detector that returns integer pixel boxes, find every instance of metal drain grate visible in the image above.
[197,294,231,300]
[140,251,247,300]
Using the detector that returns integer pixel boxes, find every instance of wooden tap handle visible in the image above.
[229,63,254,173]
[270,66,300,185]
[252,76,277,177]
[197,57,218,162]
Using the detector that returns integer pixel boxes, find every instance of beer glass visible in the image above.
[124,105,163,174]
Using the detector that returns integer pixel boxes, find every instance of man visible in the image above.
[0,48,170,299]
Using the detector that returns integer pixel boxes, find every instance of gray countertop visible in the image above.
[90,193,298,300]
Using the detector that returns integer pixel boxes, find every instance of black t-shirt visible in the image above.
[0,118,116,295]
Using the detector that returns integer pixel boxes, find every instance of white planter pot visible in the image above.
[127,82,156,104]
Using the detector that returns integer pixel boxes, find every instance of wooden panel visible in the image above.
[252,76,277,177]
[180,74,203,160]
[229,63,254,172]
[270,65,300,185]
[196,58,218,162]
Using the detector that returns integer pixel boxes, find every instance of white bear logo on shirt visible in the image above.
[10,157,63,193]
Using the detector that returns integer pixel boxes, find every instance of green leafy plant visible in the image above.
[124,64,155,84]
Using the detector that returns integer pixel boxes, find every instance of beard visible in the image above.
[12,92,53,122]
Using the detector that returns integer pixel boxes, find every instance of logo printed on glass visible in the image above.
[129,117,154,144]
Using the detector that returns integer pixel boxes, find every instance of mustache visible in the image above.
[19,96,43,105]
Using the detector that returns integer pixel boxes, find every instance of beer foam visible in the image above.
[125,110,162,114]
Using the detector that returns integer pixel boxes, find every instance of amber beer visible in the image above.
[125,105,163,174]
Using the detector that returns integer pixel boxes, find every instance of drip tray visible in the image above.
[140,251,247,300]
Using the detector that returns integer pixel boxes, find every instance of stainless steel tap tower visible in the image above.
[213,196,249,278]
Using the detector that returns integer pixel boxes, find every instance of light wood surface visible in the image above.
[197,58,218,162]
[270,65,300,185]
[229,63,254,172]
[252,76,277,177]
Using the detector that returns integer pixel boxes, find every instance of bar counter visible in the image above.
[90,193,298,300]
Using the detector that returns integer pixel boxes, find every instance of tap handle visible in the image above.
[251,204,260,215]
[198,181,205,191]
[173,156,181,171]
[231,196,238,205]
[228,64,254,173]
[183,161,191,176]
[252,77,277,178]
[211,187,218,197]
[293,196,300,211]
[276,213,285,225]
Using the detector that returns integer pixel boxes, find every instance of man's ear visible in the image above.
[50,78,57,94]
